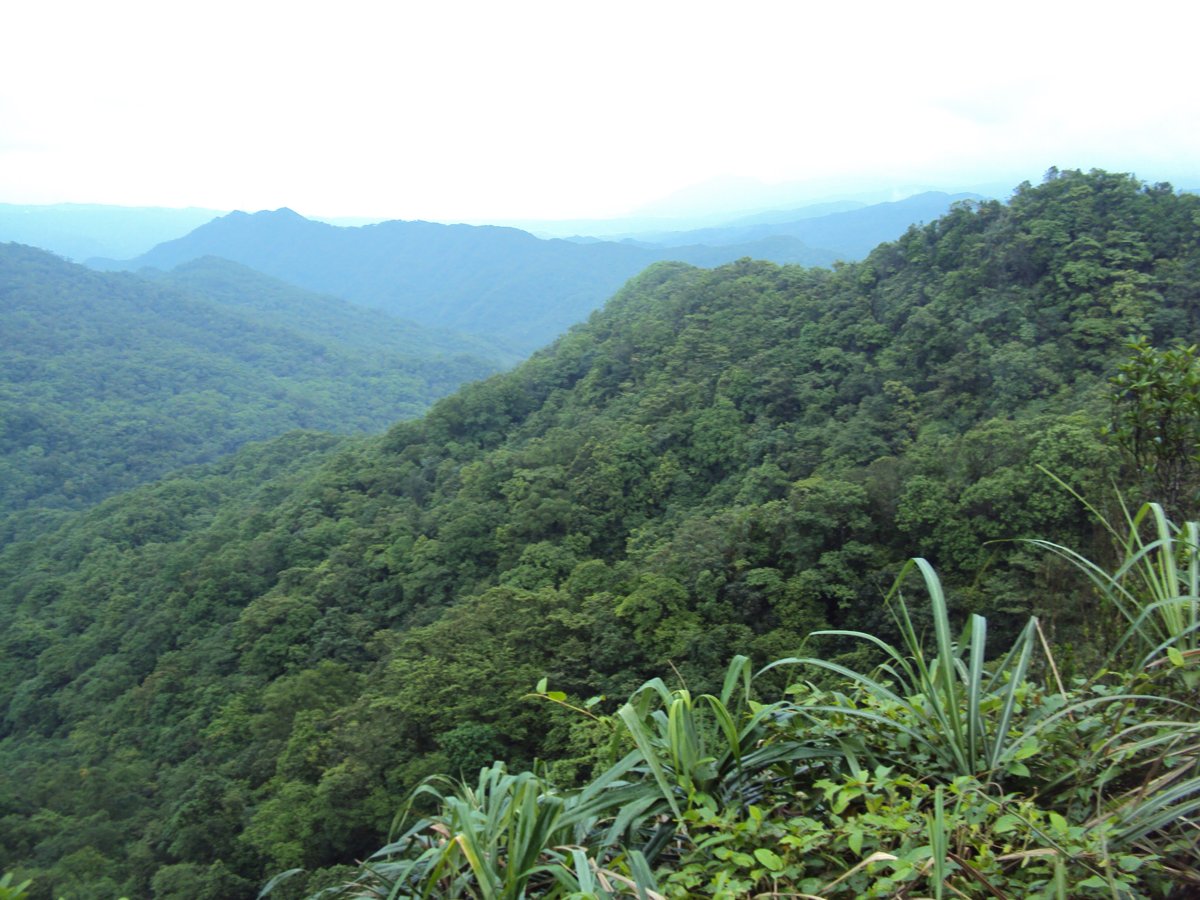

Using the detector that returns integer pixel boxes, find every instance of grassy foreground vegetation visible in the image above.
[3,169,1200,896]
[280,505,1199,898]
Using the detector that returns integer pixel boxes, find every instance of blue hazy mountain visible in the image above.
[625,191,983,256]
[0,203,225,261]
[91,211,835,353]
[89,192,982,354]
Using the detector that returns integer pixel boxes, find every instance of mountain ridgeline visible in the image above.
[92,210,839,354]
[613,190,982,256]
[90,194,983,358]
[2,170,1199,897]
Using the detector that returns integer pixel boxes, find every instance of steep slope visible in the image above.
[2,171,1198,897]
[0,244,503,517]
[91,210,836,353]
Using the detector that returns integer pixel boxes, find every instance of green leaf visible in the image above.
[993,814,1024,835]
[1048,811,1069,834]
[1014,738,1040,760]
[753,848,784,872]
[257,868,304,898]
[1167,646,1186,667]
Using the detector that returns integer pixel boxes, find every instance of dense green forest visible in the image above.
[2,170,1199,897]
[0,246,503,520]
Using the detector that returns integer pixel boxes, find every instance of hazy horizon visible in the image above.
[3,1,1198,224]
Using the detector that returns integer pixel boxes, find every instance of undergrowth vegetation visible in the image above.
[292,504,1200,898]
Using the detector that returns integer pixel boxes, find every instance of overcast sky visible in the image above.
[2,0,1197,223]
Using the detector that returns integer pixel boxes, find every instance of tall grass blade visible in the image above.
[628,849,661,900]
[930,784,947,900]
[718,654,753,707]
[988,619,1037,769]
[967,614,986,770]
[617,702,684,822]
[257,868,303,898]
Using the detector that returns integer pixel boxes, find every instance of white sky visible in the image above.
[2,0,1198,222]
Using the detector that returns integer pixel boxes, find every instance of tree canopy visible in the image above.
[2,169,1199,897]
[0,247,503,521]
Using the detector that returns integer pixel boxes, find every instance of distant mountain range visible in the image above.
[91,192,977,353]
[620,191,983,257]
[0,203,225,261]
[91,211,832,353]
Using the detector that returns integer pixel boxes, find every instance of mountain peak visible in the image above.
[220,207,308,221]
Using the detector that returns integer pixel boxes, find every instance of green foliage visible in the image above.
[772,558,1043,782]
[0,873,32,900]
[1110,339,1200,515]
[661,768,1160,898]
[323,547,1197,897]
[3,170,1200,894]
[612,656,839,827]
[299,762,662,899]
[0,245,502,518]
[1031,497,1200,674]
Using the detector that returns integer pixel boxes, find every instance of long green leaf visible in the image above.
[618,701,684,823]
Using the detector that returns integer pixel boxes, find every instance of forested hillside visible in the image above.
[2,170,1199,897]
[0,246,503,520]
[147,257,515,367]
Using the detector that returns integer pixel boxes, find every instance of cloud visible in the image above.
[2,0,1198,218]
